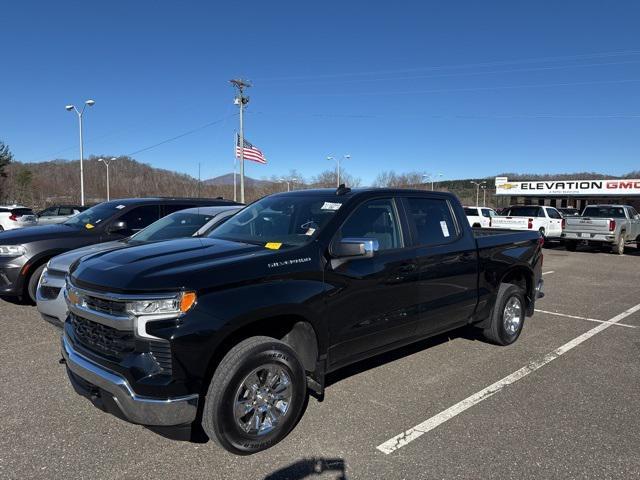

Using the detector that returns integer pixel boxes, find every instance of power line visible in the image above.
[253,49,640,82]
[296,77,640,97]
[126,113,236,157]
[263,59,640,87]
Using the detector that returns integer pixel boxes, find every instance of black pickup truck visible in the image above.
[61,187,544,455]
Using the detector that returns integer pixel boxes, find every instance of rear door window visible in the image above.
[58,207,74,215]
[406,197,457,246]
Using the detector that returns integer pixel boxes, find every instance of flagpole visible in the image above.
[233,133,237,202]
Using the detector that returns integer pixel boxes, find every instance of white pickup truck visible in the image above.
[463,206,497,228]
[491,205,564,240]
[563,204,640,255]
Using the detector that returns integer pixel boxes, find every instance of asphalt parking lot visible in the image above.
[1,245,639,479]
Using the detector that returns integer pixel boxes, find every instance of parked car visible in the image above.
[563,204,640,255]
[61,187,543,455]
[0,205,38,231]
[490,205,564,240]
[0,197,238,303]
[557,207,581,217]
[37,205,87,225]
[37,205,243,325]
[463,206,497,228]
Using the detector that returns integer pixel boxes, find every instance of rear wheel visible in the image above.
[202,336,307,455]
[482,283,526,346]
[612,233,625,255]
[26,264,46,304]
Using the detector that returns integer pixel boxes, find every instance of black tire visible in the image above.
[612,233,625,255]
[27,263,46,304]
[0,226,4,232]
[472,223,482,228]
[483,283,526,346]
[565,240,577,252]
[202,336,307,455]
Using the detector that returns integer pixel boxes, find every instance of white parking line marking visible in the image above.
[376,302,640,455]
[542,271,555,275]
[535,309,637,329]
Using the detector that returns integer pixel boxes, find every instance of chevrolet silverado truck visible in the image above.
[61,187,544,455]
[490,205,564,240]
[563,204,640,255]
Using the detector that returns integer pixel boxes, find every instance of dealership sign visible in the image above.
[495,177,640,196]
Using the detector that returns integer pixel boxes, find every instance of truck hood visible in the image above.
[48,240,125,274]
[0,224,93,244]
[70,237,266,292]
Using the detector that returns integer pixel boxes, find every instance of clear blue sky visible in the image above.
[2,1,639,185]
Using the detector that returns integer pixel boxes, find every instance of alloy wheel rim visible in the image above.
[233,364,292,436]
[503,296,522,335]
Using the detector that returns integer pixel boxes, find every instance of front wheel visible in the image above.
[27,264,46,304]
[202,336,307,455]
[482,283,526,346]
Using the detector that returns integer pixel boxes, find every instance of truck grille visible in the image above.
[70,313,135,359]
[69,314,173,375]
[83,295,127,316]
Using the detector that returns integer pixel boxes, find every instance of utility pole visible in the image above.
[481,185,487,206]
[97,157,116,201]
[470,180,487,206]
[230,79,251,203]
[66,99,95,206]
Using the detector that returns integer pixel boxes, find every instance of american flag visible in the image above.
[235,134,267,164]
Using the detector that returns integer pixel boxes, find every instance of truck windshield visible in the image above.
[506,206,540,217]
[582,206,626,218]
[208,195,341,246]
[63,203,121,228]
[128,211,214,243]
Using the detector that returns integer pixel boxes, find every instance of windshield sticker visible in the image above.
[85,223,95,229]
[440,221,450,237]
[116,205,126,210]
[321,202,342,211]
[265,242,283,250]
[268,257,312,269]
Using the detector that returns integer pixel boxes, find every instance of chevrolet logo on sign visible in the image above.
[499,183,517,189]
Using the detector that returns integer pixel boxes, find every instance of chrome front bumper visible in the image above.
[61,334,198,426]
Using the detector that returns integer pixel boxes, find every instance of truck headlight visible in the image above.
[0,245,26,257]
[126,291,197,316]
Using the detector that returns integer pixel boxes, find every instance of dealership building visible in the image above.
[495,177,640,211]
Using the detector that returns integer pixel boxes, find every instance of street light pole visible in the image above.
[327,155,350,187]
[98,157,117,201]
[470,181,487,206]
[481,185,487,206]
[66,100,95,206]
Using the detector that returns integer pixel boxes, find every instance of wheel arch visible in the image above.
[499,265,535,311]
[201,314,321,396]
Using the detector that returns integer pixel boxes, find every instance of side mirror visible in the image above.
[108,220,129,234]
[331,237,379,259]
